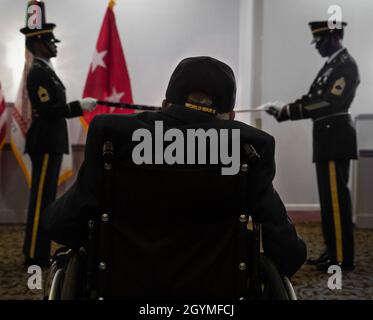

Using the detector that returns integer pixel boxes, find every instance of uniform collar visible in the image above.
[34,57,65,89]
[326,47,346,64]
[34,57,55,71]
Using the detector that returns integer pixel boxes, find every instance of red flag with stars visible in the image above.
[81,0,134,128]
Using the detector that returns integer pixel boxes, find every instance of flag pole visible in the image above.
[108,0,116,9]
[97,100,162,112]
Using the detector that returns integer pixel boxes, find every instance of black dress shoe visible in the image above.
[306,250,329,265]
[316,259,355,272]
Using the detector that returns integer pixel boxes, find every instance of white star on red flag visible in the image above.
[91,49,107,73]
[106,87,125,103]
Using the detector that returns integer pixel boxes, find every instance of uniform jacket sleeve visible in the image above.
[27,66,83,120]
[286,60,359,121]
[247,134,307,277]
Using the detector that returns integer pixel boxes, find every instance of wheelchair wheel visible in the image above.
[45,250,85,300]
[60,252,84,300]
[48,269,64,300]
[282,275,297,300]
[259,255,294,300]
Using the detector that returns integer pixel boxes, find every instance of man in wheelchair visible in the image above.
[42,56,306,300]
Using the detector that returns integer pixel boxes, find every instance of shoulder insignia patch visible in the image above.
[38,86,50,102]
[331,77,346,96]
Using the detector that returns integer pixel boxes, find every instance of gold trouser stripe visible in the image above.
[30,154,50,258]
[328,161,343,263]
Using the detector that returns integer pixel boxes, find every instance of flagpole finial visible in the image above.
[108,0,116,9]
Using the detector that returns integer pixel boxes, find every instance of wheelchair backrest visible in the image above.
[94,131,255,299]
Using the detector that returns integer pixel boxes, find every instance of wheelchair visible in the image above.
[45,139,297,300]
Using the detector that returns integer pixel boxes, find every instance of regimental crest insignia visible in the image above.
[331,77,346,96]
[38,86,50,102]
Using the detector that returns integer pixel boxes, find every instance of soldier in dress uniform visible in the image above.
[20,1,97,267]
[266,21,359,271]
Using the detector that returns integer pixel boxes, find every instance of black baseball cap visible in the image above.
[165,56,236,113]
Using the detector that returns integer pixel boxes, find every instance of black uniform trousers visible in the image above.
[316,160,354,264]
[23,153,62,261]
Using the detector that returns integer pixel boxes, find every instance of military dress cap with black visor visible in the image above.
[20,1,83,268]
[20,0,60,45]
[309,20,347,44]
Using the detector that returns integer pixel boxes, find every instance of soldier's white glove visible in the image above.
[79,98,97,112]
[265,101,285,111]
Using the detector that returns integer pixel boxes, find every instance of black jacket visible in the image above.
[25,58,82,154]
[287,48,359,162]
[43,105,306,296]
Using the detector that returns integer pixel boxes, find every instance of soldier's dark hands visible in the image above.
[265,102,289,122]
[266,106,281,117]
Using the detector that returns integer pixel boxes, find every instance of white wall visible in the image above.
[261,0,373,209]
[236,0,255,125]
[0,0,251,144]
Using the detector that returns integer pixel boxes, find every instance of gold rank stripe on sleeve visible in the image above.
[304,101,330,111]
[331,77,346,96]
[30,154,50,259]
[38,86,50,102]
[328,161,344,263]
